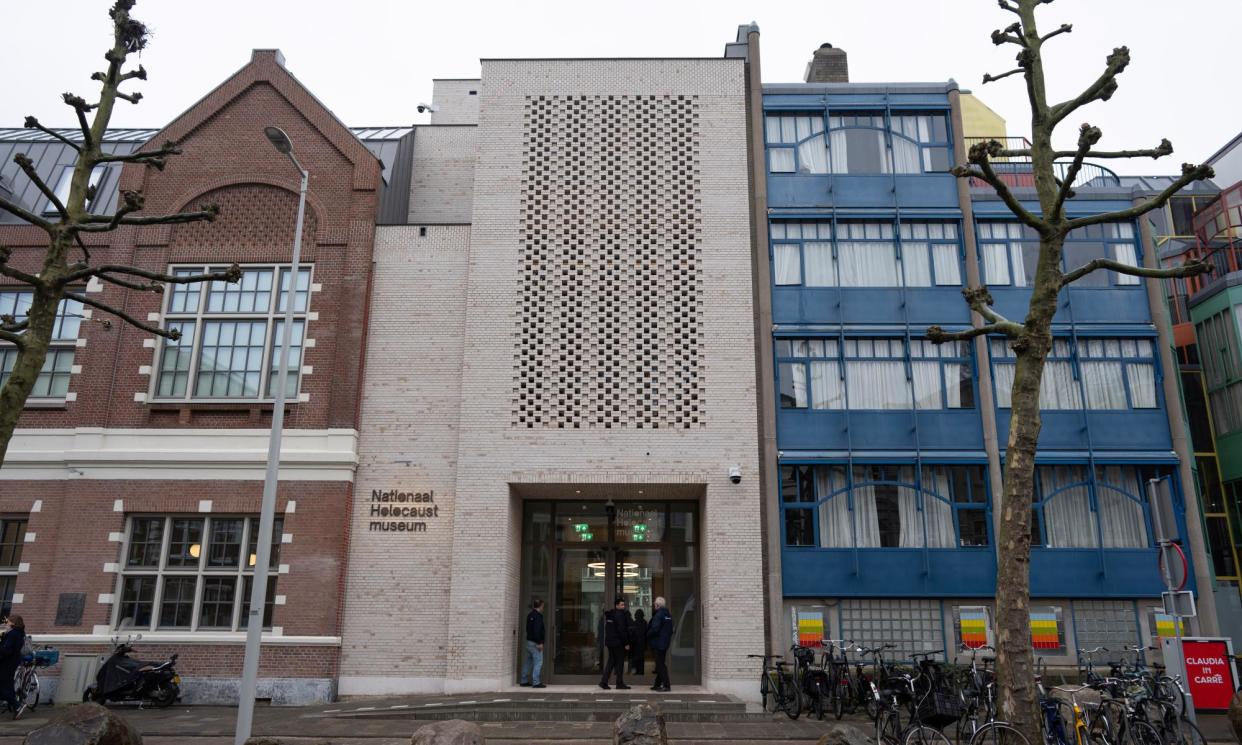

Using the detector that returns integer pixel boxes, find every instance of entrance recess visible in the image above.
[520,499,698,685]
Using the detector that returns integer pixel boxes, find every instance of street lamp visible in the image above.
[235,126,309,745]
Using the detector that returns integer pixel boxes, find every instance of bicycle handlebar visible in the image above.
[1078,646,1108,654]
[910,649,944,658]
[746,654,784,659]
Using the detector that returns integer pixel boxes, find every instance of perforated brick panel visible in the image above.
[1072,599,1139,651]
[840,599,944,659]
[513,94,704,430]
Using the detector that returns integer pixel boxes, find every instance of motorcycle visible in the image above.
[82,636,180,707]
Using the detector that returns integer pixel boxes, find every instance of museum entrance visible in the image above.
[519,499,699,685]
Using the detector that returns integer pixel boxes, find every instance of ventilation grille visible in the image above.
[513,94,704,430]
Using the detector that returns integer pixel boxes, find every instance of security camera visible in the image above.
[728,466,742,485]
[416,103,440,114]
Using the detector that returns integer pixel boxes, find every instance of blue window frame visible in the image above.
[776,336,974,411]
[781,463,990,548]
[826,111,952,175]
[1029,464,1159,548]
[765,113,827,174]
[990,336,1159,410]
[979,220,1141,288]
[771,220,962,288]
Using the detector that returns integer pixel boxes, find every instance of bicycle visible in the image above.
[861,643,900,722]
[955,644,996,745]
[13,644,56,714]
[749,653,802,720]
[792,644,830,720]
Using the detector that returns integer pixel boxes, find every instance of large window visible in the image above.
[980,221,1140,288]
[0,290,83,401]
[154,265,311,401]
[116,515,281,631]
[1198,308,1242,435]
[778,336,974,411]
[766,114,828,174]
[42,166,106,215]
[827,112,952,175]
[782,464,989,548]
[0,518,27,619]
[1030,465,1153,548]
[991,337,1158,410]
[771,221,961,288]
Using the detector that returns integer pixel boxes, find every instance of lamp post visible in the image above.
[234,126,308,745]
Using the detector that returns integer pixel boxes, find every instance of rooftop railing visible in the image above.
[962,136,1121,190]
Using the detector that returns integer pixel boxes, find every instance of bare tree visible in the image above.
[925,1,1215,739]
[0,0,238,462]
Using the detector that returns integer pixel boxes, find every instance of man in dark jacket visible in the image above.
[646,597,673,692]
[598,597,632,690]
[0,616,27,718]
[628,609,648,675]
[519,599,546,688]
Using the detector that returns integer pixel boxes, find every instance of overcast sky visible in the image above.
[4,0,1239,175]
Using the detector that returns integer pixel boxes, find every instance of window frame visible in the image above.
[0,516,28,619]
[113,514,282,633]
[826,110,953,175]
[990,335,1161,412]
[151,264,313,403]
[42,165,106,216]
[764,112,829,174]
[1028,464,1157,549]
[978,220,1143,289]
[769,220,963,289]
[0,290,84,403]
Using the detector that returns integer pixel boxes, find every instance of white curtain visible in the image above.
[1081,361,1127,410]
[810,361,845,410]
[839,241,899,286]
[786,363,808,408]
[847,360,909,409]
[911,360,942,410]
[1041,466,1097,548]
[898,484,923,547]
[829,130,848,174]
[1009,243,1029,287]
[774,244,801,285]
[770,149,795,173]
[943,362,965,408]
[983,243,1011,284]
[891,137,921,174]
[1113,243,1141,285]
[902,243,932,287]
[798,134,829,174]
[853,484,881,547]
[1041,360,1083,409]
[804,242,836,287]
[993,363,1015,408]
[933,244,961,286]
[1096,466,1147,548]
[923,468,957,548]
[817,467,853,548]
[1128,363,1157,408]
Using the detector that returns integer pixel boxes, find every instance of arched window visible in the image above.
[765,114,828,174]
[1031,465,1151,548]
[827,112,952,175]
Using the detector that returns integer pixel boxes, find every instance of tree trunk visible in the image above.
[0,287,62,464]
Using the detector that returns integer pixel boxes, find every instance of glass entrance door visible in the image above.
[552,548,607,677]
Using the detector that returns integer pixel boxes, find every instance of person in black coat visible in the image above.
[598,597,632,690]
[519,599,546,688]
[628,608,648,675]
[646,597,674,692]
[0,616,27,718]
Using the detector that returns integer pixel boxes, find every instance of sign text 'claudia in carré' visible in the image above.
[369,488,440,533]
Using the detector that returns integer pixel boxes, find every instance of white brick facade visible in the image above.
[342,59,762,700]
[408,126,476,224]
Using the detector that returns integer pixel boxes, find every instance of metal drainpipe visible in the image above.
[743,28,788,655]
[947,90,1006,545]
[1139,207,1219,635]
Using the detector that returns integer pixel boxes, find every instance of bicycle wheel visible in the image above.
[904,724,953,745]
[813,684,826,721]
[1163,717,1207,745]
[879,709,903,745]
[835,680,847,720]
[1155,678,1186,717]
[22,670,39,711]
[970,722,1031,745]
[761,673,775,713]
[957,711,980,745]
[1088,705,1119,745]
[782,676,802,720]
[1121,720,1162,745]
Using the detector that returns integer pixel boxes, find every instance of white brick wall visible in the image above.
[430,79,481,125]
[408,126,477,225]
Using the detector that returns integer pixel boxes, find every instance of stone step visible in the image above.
[318,692,759,723]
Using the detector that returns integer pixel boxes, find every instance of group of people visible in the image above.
[518,596,674,692]
[0,615,28,720]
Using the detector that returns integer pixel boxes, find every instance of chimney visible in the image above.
[804,43,848,83]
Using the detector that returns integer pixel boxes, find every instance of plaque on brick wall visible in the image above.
[55,593,85,626]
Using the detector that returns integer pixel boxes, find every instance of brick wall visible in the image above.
[430,79,482,126]
[408,127,476,225]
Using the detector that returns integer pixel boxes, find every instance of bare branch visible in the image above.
[983,68,1025,84]
[0,316,29,334]
[1050,138,1174,160]
[23,116,80,152]
[62,93,96,150]
[60,262,241,287]
[64,291,180,340]
[120,65,147,82]
[928,322,1021,343]
[115,91,143,105]
[0,329,26,348]
[1053,123,1102,218]
[991,22,1025,46]
[78,203,220,232]
[0,261,43,287]
[960,286,1025,334]
[94,272,162,293]
[1041,23,1072,43]
[13,153,67,220]
[1065,162,1215,231]
[93,141,181,171]
[997,0,1021,14]
[954,141,1047,231]
[0,195,53,233]
[1060,257,1213,289]
[1049,46,1130,126]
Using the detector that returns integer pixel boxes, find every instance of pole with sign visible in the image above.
[1148,477,1198,722]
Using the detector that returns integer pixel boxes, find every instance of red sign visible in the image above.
[1182,639,1237,710]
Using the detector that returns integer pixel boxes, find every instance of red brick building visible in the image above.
[0,49,408,704]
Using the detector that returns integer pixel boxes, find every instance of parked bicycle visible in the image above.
[13,643,56,714]
[749,653,801,720]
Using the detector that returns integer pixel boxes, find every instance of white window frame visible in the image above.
[0,290,84,403]
[43,165,105,215]
[150,263,313,403]
[113,514,280,633]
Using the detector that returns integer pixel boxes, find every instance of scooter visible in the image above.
[82,636,180,707]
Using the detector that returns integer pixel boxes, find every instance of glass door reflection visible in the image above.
[553,548,607,676]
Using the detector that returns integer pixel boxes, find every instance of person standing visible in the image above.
[628,608,648,675]
[0,616,26,719]
[646,597,673,692]
[519,599,546,688]
[598,597,631,690]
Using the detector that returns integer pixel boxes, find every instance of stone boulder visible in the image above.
[614,703,667,745]
[23,703,142,745]
[411,720,485,745]
[1228,689,1242,743]
[816,722,876,745]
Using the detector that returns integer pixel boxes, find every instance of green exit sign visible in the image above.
[574,523,589,533]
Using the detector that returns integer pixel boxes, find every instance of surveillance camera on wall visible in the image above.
[416,103,440,114]
[728,466,742,485]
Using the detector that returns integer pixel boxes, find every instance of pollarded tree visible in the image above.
[0,0,238,462]
[927,0,1215,740]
